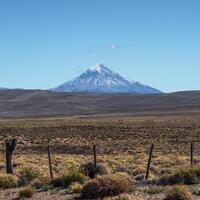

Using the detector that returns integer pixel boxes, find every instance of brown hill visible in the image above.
[0,89,200,118]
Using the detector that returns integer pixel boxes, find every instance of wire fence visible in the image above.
[1,139,200,181]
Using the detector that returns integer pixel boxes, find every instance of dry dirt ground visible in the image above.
[0,115,200,199]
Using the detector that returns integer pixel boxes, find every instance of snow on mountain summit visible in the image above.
[87,63,118,76]
[89,63,105,73]
[52,64,161,94]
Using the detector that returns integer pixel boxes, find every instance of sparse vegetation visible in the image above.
[104,194,143,200]
[18,166,39,186]
[158,167,200,185]
[0,173,18,188]
[164,185,192,200]
[1,116,200,199]
[19,186,35,198]
[31,177,51,191]
[144,186,165,194]
[81,173,132,199]
[80,161,107,178]
[51,171,87,188]
[66,182,83,194]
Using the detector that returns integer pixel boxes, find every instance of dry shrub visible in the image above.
[158,167,200,185]
[31,177,51,191]
[19,186,35,198]
[66,182,83,194]
[164,185,192,200]
[0,173,19,189]
[51,171,87,188]
[132,166,146,176]
[113,165,146,177]
[81,173,132,199]
[80,161,107,178]
[18,166,39,185]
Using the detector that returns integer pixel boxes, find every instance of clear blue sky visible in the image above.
[0,0,200,92]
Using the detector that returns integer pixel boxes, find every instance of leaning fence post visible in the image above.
[47,145,53,180]
[191,143,193,167]
[145,144,154,180]
[5,139,17,174]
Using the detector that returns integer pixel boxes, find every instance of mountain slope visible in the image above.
[52,64,161,94]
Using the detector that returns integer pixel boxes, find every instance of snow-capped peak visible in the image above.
[89,63,105,73]
[52,63,162,94]
[88,63,117,77]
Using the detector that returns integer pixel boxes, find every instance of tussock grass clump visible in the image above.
[159,167,200,185]
[19,186,35,198]
[80,161,107,179]
[51,171,87,188]
[66,182,83,194]
[81,173,132,199]
[31,177,51,191]
[164,185,192,200]
[0,173,19,189]
[114,165,146,177]
[18,166,39,185]
[132,166,146,176]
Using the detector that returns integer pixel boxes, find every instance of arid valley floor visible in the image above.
[0,113,200,199]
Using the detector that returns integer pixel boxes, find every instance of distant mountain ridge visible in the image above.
[52,64,161,94]
[0,89,200,118]
[0,87,9,90]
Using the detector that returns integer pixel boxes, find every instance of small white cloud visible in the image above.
[111,43,121,49]
[103,43,121,49]
[88,43,121,53]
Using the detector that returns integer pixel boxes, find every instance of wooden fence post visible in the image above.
[191,143,193,167]
[47,145,53,180]
[5,139,17,174]
[93,144,97,169]
[145,144,154,180]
